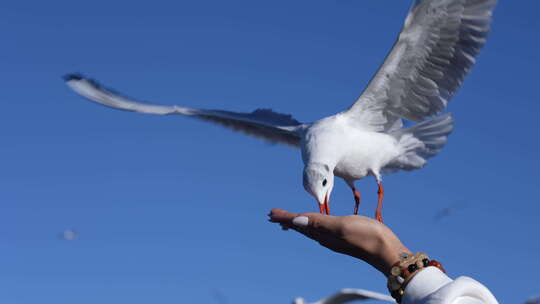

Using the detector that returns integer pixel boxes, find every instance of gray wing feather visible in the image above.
[65,74,304,147]
[315,289,395,304]
[345,0,496,131]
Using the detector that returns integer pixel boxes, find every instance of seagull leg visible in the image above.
[375,183,384,223]
[352,187,361,215]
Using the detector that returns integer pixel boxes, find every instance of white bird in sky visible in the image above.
[65,0,496,222]
[293,288,395,304]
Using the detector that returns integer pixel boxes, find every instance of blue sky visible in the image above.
[2,1,539,303]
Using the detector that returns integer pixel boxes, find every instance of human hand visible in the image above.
[268,208,411,276]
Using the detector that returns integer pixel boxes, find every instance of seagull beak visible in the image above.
[318,192,330,215]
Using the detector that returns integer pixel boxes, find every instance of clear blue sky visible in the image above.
[2,1,539,303]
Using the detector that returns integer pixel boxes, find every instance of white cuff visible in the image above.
[401,267,498,304]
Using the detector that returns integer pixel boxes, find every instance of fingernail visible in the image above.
[292,216,309,227]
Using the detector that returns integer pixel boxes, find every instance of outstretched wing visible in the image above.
[316,289,395,304]
[65,74,305,147]
[344,0,496,131]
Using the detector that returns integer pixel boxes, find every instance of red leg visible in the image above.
[352,188,361,215]
[375,183,384,223]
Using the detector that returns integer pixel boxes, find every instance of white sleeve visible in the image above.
[401,267,499,304]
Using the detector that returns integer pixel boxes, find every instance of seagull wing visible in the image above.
[315,289,395,304]
[343,0,496,131]
[65,75,305,147]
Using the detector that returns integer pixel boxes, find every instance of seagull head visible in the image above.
[303,163,334,213]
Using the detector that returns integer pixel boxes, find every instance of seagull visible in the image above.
[293,288,395,304]
[65,0,496,222]
[59,229,78,241]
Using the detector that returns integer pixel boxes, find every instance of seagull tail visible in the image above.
[385,113,454,172]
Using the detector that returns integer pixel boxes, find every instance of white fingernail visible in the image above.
[292,216,309,227]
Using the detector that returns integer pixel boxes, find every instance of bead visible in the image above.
[388,277,401,290]
[399,252,410,259]
[391,289,404,303]
[423,258,430,267]
[408,263,418,273]
[396,276,405,284]
[416,260,423,268]
[391,266,402,276]
[429,260,446,273]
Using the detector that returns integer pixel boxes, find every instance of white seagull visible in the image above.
[65,0,496,222]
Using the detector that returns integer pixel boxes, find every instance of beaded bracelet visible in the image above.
[387,252,445,303]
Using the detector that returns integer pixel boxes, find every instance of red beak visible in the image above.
[318,193,330,215]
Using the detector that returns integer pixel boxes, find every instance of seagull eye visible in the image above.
[322,179,327,187]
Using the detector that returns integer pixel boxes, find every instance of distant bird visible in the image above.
[525,296,540,304]
[60,229,78,241]
[433,200,469,222]
[433,207,453,221]
[65,0,496,222]
[293,288,395,304]
[211,289,229,304]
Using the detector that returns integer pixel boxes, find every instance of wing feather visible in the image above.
[65,74,304,147]
[345,0,496,131]
[316,289,395,304]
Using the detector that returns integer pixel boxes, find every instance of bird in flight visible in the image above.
[65,0,496,222]
[293,288,395,304]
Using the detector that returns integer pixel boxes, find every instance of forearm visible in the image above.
[268,209,499,303]
[374,237,412,277]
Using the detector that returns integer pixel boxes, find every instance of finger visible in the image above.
[268,209,341,235]
[279,223,290,231]
[268,208,298,223]
[268,209,298,232]
[294,212,341,234]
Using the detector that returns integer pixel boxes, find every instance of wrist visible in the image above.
[386,252,446,303]
[379,239,411,276]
